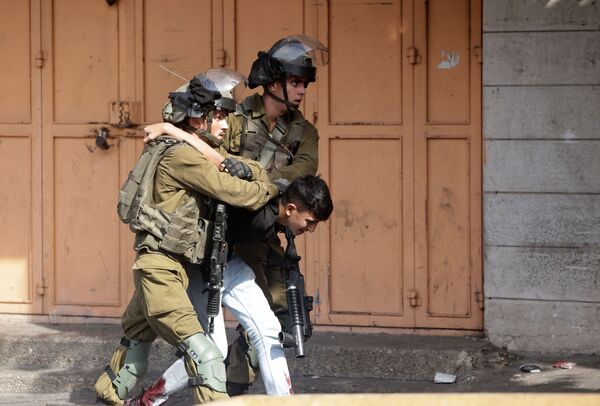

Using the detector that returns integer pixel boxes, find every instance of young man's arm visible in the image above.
[144,122,268,182]
[144,122,225,167]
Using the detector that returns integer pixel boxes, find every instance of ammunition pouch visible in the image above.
[118,138,213,264]
[132,196,213,264]
[234,98,305,171]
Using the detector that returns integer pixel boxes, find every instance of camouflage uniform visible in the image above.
[94,143,278,405]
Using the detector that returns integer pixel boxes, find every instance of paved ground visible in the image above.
[0,315,598,405]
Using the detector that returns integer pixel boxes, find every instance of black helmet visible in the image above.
[248,35,329,89]
[163,68,247,123]
[199,68,247,114]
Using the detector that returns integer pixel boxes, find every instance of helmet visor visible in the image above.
[270,35,329,66]
[197,68,248,94]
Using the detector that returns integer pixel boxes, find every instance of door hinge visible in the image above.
[215,49,229,68]
[475,291,485,309]
[407,46,421,65]
[473,46,483,64]
[408,290,421,307]
[34,50,47,68]
[36,278,49,296]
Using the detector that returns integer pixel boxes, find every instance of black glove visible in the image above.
[222,158,253,180]
[272,178,290,194]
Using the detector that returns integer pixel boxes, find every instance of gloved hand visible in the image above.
[221,158,253,180]
[272,178,290,194]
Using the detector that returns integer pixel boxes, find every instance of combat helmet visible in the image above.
[248,35,329,110]
[162,68,247,124]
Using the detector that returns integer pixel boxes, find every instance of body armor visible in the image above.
[235,97,306,172]
[117,138,214,264]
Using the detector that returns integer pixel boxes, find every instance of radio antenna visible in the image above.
[159,65,188,83]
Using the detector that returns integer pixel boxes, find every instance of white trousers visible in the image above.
[149,255,292,404]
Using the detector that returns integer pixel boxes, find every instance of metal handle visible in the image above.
[95,127,111,150]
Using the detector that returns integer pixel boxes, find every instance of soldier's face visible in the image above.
[285,204,319,236]
[272,76,308,108]
[209,110,229,142]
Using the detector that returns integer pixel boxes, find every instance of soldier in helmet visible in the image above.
[220,34,329,395]
[94,69,279,406]
[143,35,329,396]
[122,173,334,405]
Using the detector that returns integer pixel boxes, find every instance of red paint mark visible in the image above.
[285,373,293,394]
[124,377,166,406]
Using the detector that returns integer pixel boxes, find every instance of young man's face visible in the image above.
[285,204,319,236]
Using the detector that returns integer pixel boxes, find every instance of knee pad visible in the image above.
[109,337,151,399]
[179,333,227,393]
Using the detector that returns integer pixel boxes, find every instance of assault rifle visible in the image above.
[207,203,228,334]
[278,227,314,358]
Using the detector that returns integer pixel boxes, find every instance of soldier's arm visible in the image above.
[232,155,271,184]
[268,123,319,182]
[165,147,278,211]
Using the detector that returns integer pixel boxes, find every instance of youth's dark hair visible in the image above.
[282,175,333,221]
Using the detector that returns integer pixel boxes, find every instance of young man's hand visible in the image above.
[143,122,176,143]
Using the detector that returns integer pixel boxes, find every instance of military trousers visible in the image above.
[94,252,227,405]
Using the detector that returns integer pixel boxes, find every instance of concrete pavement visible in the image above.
[0,314,598,405]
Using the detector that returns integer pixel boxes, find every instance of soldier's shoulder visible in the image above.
[161,142,204,163]
[290,113,316,134]
[302,119,316,132]
[235,93,262,114]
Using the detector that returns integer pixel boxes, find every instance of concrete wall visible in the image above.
[483,0,600,353]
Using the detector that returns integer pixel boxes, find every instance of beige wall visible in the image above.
[0,0,482,332]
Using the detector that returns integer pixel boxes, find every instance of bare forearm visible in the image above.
[144,122,224,167]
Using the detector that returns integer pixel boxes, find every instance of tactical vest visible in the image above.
[117,138,214,264]
[234,98,306,172]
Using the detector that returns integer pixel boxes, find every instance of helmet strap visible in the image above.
[280,77,297,112]
[205,113,213,135]
[264,77,298,112]
[181,114,222,148]
[203,110,224,146]
[197,129,223,148]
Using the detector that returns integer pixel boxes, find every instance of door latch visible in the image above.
[110,101,141,128]
[95,127,111,150]
[86,127,111,152]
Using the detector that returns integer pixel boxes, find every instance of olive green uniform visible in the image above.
[223,94,319,385]
[95,143,278,405]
